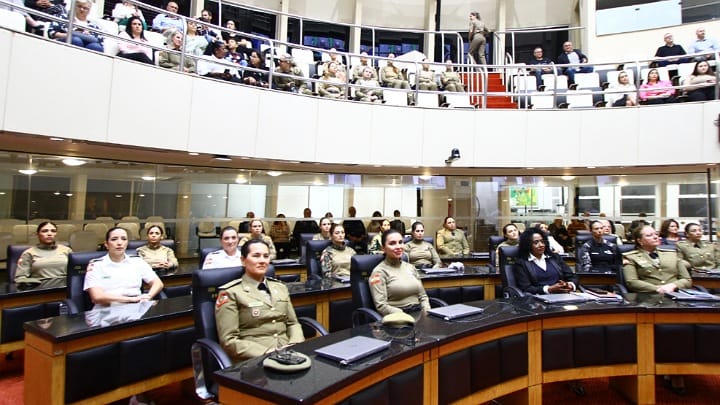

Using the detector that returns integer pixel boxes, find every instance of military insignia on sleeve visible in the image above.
[251,308,261,317]
[215,291,230,308]
[369,274,382,285]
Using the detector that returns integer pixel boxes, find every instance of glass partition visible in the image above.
[0,153,717,258]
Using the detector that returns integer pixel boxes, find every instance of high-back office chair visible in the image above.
[350,255,384,327]
[298,233,315,264]
[70,230,100,252]
[306,239,331,280]
[488,235,506,271]
[65,251,107,314]
[126,239,175,250]
[498,245,524,298]
[190,268,327,401]
[402,236,434,245]
[6,244,31,283]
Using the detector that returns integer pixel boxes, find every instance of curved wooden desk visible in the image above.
[214,294,720,405]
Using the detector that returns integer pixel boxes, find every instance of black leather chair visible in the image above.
[498,245,524,298]
[199,246,219,268]
[190,268,327,401]
[7,244,30,282]
[488,235,506,270]
[65,251,107,314]
[349,254,447,327]
[306,239,331,280]
[298,232,316,264]
[402,236,434,245]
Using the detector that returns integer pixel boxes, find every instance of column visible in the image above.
[175,181,192,258]
[348,0,362,54]
[275,0,289,52]
[495,0,506,65]
[423,0,435,61]
[68,174,87,222]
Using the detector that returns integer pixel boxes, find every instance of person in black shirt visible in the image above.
[527,47,553,88]
[291,208,320,251]
[577,220,620,273]
[343,206,367,253]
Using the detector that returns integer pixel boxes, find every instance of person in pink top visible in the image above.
[639,68,676,104]
[118,16,154,65]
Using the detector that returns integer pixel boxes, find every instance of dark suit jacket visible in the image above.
[513,254,578,295]
[556,49,588,68]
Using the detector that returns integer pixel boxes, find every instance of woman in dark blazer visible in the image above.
[513,228,578,295]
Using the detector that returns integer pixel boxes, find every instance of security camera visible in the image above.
[445,148,461,164]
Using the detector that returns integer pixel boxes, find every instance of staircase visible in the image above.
[462,71,517,109]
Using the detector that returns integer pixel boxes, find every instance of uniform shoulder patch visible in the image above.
[369,273,383,285]
[215,291,230,308]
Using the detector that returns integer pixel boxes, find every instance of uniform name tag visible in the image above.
[248,301,264,308]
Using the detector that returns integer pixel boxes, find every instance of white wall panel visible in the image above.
[315,100,372,165]
[636,103,703,166]
[421,108,475,168]
[370,105,424,166]
[107,59,193,151]
[4,35,113,141]
[255,91,318,161]
[186,78,260,156]
[579,108,639,167]
[525,111,581,167]
[474,110,527,167]
[702,102,720,164]
[0,30,11,130]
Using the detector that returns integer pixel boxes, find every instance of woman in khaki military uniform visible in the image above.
[15,221,72,283]
[312,217,333,241]
[215,240,303,362]
[405,222,441,269]
[320,223,356,278]
[137,225,177,271]
[676,222,720,270]
[369,219,392,254]
[239,219,277,260]
[436,216,470,256]
[441,60,465,92]
[369,229,430,316]
[622,225,692,293]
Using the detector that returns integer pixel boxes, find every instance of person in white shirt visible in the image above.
[203,226,243,269]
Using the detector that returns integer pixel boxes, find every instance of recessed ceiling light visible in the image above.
[50,137,65,141]
[561,175,576,181]
[65,193,73,197]
[214,155,231,161]
[267,171,283,177]
[419,175,432,181]
[235,177,248,184]
[188,152,200,156]
[62,158,86,167]
[18,169,37,175]
[114,194,122,198]
[139,194,145,197]
[141,176,156,181]
[53,191,61,195]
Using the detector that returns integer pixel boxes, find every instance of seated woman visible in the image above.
[215,240,303,362]
[83,227,163,309]
[366,211,384,233]
[48,0,103,53]
[317,62,347,99]
[14,221,72,283]
[184,19,208,56]
[242,49,269,87]
[320,223,356,278]
[269,214,290,259]
[369,229,430,316]
[239,219,277,260]
[623,225,692,293]
[379,53,410,89]
[111,0,146,30]
[495,223,520,265]
[577,220,620,273]
[436,216,470,256]
[659,219,683,246]
[405,221,442,269]
[605,70,637,107]
[441,59,465,92]
[368,219,392,254]
[354,66,384,103]
[158,29,196,73]
[639,68,676,104]
[537,223,564,254]
[312,217,333,240]
[513,228,578,295]
[202,226,242,269]
[117,16,153,65]
[136,225,177,271]
[684,60,716,102]
[417,59,438,91]
[676,222,720,270]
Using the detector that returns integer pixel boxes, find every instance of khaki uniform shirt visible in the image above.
[215,274,303,362]
[436,228,470,255]
[239,235,277,261]
[15,244,72,282]
[676,240,720,270]
[136,244,178,269]
[320,244,356,277]
[369,258,430,315]
[404,240,441,268]
[622,248,692,293]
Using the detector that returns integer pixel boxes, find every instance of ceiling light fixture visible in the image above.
[267,171,283,177]
[214,155,231,161]
[19,169,37,175]
[141,176,156,181]
[561,175,576,181]
[62,158,86,167]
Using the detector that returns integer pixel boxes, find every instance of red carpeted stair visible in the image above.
[462,71,517,109]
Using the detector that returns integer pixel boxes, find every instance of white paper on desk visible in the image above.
[84,301,155,327]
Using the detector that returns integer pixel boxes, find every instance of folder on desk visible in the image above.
[314,336,391,365]
[532,293,589,305]
[666,289,720,301]
[427,304,484,320]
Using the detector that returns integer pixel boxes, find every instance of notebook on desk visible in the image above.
[427,304,484,320]
[420,268,457,274]
[314,336,391,365]
[665,289,720,301]
[333,274,350,283]
[532,293,589,305]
